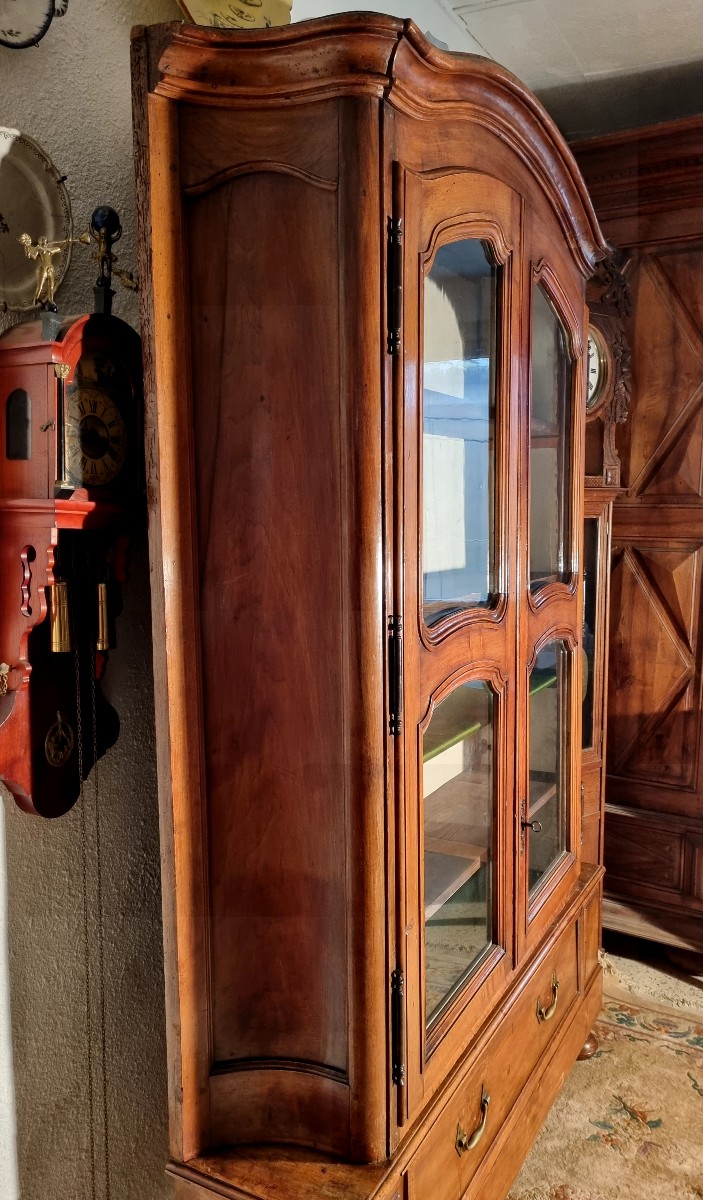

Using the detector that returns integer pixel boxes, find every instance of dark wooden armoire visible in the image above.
[575,117,703,954]
[133,16,607,1199]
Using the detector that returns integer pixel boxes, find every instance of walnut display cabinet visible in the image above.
[132,16,607,1199]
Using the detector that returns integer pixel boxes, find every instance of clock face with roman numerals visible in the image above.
[62,341,135,492]
[586,328,606,410]
[65,385,128,487]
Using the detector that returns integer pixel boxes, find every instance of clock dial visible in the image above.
[65,386,127,487]
[586,328,606,410]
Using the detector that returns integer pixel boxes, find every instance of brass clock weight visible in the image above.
[0,206,142,817]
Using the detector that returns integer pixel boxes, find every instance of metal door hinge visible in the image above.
[391,968,405,1087]
[387,217,403,356]
[388,615,403,736]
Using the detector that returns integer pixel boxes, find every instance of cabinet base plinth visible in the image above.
[168,970,603,1200]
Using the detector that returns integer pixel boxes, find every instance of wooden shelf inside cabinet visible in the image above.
[529,776,557,818]
[425,850,485,919]
[530,670,557,696]
[423,690,485,761]
[531,418,559,448]
[424,769,490,918]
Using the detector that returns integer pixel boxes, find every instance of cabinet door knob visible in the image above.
[455,1086,490,1155]
[536,974,560,1022]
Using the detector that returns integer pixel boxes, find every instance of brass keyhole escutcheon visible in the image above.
[536,974,560,1023]
[455,1086,490,1155]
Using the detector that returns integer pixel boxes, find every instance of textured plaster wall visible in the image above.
[0,3,181,1198]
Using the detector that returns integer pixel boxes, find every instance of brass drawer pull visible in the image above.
[455,1086,490,1155]
[536,974,560,1022]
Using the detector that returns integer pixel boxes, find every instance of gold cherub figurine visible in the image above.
[77,225,138,293]
[18,232,71,307]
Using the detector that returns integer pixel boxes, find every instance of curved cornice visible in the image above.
[155,13,607,277]
[155,12,403,105]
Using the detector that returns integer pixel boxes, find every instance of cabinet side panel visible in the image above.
[185,168,349,1073]
[142,90,212,1163]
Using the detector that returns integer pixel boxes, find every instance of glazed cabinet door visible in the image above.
[515,224,585,957]
[581,494,615,868]
[398,167,521,1121]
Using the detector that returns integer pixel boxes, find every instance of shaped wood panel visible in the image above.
[608,544,700,785]
[186,169,351,1072]
[608,247,703,803]
[605,812,684,892]
[620,253,703,498]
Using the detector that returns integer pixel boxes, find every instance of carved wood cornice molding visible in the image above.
[573,115,703,222]
[154,13,401,104]
[153,14,607,276]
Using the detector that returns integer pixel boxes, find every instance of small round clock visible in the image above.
[586,325,608,411]
[59,315,141,498]
[64,384,128,488]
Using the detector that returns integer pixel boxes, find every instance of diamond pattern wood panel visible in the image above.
[609,247,703,805]
[621,255,703,499]
[608,545,698,783]
[575,117,703,952]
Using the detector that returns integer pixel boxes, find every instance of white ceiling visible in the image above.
[443,0,703,136]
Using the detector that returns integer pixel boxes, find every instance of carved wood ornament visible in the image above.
[585,252,632,487]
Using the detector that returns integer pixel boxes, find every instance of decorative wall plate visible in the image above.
[0,0,55,49]
[0,128,72,309]
[176,0,292,31]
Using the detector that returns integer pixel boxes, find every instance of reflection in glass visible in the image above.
[423,681,494,1024]
[528,641,569,896]
[582,518,598,751]
[6,389,31,460]
[423,239,498,626]
[530,285,572,591]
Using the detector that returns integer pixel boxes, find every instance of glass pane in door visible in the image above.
[530,285,572,591]
[423,240,498,626]
[423,681,494,1024]
[582,517,598,751]
[528,641,569,896]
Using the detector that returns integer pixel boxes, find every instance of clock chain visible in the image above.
[75,633,98,1198]
[73,535,112,1200]
[90,639,112,1200]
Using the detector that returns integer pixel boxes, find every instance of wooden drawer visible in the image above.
[407,917,579,1200]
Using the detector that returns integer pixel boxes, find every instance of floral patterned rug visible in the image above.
[508,999,703,1200]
